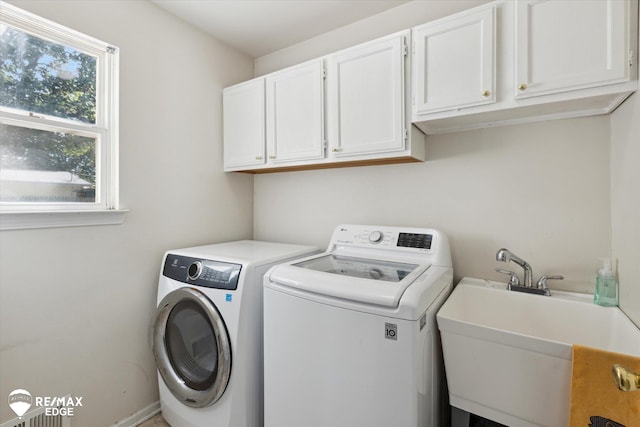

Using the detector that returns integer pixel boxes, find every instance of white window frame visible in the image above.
[0,1,126,230]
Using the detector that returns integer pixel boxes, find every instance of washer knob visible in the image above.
[368,231,383,243]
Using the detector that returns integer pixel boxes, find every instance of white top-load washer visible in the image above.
[151,240,318,427]
[263,224,453,427]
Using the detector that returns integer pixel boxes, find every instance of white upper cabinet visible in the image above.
[223,0,638,166]
[515,0,631,98]
[223,30,424,173]
[412,0,638,134]
[224,61,324,172]
[413,5,496,115]
[327,32,407,157]
[223,78,265,170]
[266,60,325,163]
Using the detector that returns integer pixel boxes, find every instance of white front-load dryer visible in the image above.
[151,240,318,427]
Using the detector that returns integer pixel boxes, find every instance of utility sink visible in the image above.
[437,277,640,427]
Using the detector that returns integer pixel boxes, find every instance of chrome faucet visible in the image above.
[496,248,533,288]
[495,248,563,296]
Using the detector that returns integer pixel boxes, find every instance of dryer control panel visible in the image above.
[163,254,241,290]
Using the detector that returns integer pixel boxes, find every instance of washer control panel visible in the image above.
[163,254,242,290]
[396,232,433,249]
[333,225,434,251]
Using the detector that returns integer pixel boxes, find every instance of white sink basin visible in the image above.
[436,277,640,427]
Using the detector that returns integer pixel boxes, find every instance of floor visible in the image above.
[136,410,506,426]
[138,413,170,427]
[143,400,480,426]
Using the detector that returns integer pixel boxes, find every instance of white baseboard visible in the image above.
[111,401,160,427]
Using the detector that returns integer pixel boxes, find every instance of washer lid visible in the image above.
[294,254,419,282]
[267,254,431,307]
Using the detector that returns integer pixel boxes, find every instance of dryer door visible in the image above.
[152,287,232,408]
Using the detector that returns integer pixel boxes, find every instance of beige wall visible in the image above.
[0,1,254,425]
[610,4,640,329]
[611,91,640,328]
[254,117,611,294]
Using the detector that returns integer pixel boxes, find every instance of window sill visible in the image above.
[0,209,128,231]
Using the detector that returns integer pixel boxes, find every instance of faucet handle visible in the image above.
[496,268,520,288]
[536,274,564,289]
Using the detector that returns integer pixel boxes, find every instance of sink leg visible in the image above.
[451,406,471,427]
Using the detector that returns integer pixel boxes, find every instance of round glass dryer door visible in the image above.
[152,287,232,407]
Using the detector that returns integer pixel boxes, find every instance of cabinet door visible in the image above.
[413,5,496,114]
[223,79,265,169]
[266,60,325,163]
[515,0,630,98]
[327,33,406,157]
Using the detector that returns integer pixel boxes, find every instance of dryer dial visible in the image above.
[188,261,203,280]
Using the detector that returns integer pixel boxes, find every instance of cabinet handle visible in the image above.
[269,155,276,159]
[332,147,342,152]
[518,83,528,91]
[482,90,491,97]
[255,156,263,160]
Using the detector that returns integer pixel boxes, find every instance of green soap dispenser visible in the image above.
[594,257,618,307]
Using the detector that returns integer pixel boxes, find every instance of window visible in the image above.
[0,1,123,229]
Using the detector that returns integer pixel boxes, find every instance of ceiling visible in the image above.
[151,0,409,58]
